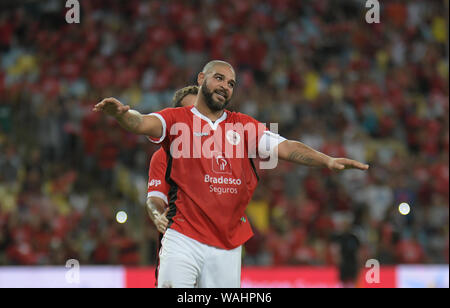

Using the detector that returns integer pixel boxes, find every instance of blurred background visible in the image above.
[0,0,448,287]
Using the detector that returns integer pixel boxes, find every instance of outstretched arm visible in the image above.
[277,140,369,171]
[93,97,163,138]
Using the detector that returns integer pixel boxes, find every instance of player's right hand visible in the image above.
[93,97,130,118]
[152,208,170,234]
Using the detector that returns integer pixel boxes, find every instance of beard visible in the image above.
[201,80,231,112]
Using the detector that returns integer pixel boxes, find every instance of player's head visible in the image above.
[197,60,236,112]
[172,85,199,108]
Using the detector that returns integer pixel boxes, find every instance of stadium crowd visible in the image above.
[0,0,448,267]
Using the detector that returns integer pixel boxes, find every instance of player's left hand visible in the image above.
[327,158,369,171]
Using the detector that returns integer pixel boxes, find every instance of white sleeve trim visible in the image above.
[258,131,287,158]
[147,113,166,144]
[147,191,168,205]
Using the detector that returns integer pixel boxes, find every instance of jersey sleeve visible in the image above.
[147,149,170,205]
[147,107,177,145]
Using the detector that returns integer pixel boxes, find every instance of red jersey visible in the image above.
[148,106,284,249]
[147,148,170,205]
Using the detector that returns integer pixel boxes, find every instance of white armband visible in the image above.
[258,131,287,158]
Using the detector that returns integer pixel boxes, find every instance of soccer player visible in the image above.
[93,60,369,288]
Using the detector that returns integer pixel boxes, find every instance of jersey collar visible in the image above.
[190,107,228,131]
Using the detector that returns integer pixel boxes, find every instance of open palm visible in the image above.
[93,97,130,117]
[327,158,369,171]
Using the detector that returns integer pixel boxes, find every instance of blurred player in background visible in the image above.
[147,85,198,233]
[94,60,369,288]
[146,85,198,287]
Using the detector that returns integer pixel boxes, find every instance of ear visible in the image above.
[197,72,205,86]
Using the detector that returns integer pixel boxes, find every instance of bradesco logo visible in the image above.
[204,174,242,195]
[207,152,241,194]
[212,152,232,174]
[205,154,241,186]
[204,175,242,186]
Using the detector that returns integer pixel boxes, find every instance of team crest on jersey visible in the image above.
[226,130,241,146]
[212,152,232,174]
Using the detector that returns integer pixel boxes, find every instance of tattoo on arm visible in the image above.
[280,140,330,167]
[118,110,143,132]
[287,151,315,165]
